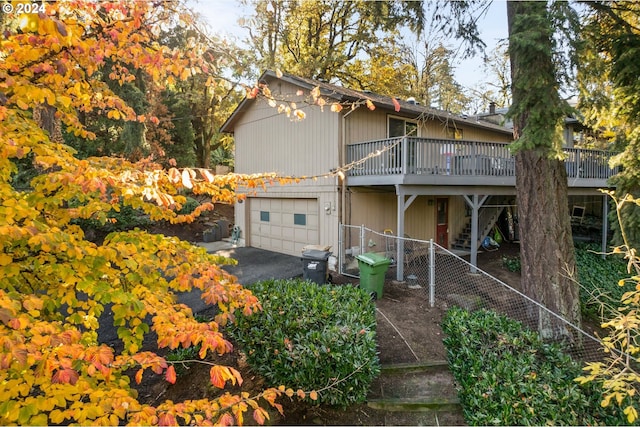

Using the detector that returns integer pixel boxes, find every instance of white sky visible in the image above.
[191,0,509,90]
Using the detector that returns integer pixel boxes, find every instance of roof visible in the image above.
[221,70,513,136]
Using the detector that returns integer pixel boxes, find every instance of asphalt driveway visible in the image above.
[99,246,303,347]
[177,246,302,313]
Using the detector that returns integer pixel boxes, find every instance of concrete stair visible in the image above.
[366,361,465,424]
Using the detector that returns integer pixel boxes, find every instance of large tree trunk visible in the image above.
[507,1,581,340]
[515,150,581,340]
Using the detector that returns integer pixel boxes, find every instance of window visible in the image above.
[294,213,306,226]
[388,117,418,138]
[260,211,270,222]
[447,127,463,140]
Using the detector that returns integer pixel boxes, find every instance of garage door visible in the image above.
[249,198,319,256]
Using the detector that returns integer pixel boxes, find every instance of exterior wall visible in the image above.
[344,108,513,145]
[348,191,469,248]
[233,80,342,253]
[234,80,340,181]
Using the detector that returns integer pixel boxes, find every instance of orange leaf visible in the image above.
[209,365,227,388]
[135,368,144,384]
[253,407,269,425]
[158,413,177,426]
[296,389,306,399]
[365,99,375,111]
[52,368,79,385]
[331,103,343,113]
[392,97,401,112]
[217,413,234,426]
[165,365,176,384]
[201,169,215,183]
[309,390,318,401]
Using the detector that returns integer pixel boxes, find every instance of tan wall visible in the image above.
[344,109,512,144]
[348,192,473,248]
[234,81,340,183]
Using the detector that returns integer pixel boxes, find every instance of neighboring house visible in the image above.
[221,70,617,277]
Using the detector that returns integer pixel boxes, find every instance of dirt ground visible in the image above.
[134,206,522,425]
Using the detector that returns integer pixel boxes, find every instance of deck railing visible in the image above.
[346,137,619,181]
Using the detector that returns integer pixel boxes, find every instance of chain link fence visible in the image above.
[339,224,633,364]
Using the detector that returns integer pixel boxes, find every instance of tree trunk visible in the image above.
[515,150,581,340]
[507,1,581,340]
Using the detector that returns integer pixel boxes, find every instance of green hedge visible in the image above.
[229,279,380,406]
[442,307,629,426]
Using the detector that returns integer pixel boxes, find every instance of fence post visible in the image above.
[338,223,343,276]
[429,238,435,308]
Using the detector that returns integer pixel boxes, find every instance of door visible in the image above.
[249,197,319,256]
[436,198,448,247]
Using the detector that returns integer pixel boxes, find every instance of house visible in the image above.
[221,70,617,278]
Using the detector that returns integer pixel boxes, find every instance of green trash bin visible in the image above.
[356,252,391,300]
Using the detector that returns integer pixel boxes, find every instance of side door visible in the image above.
[436,198,449,248]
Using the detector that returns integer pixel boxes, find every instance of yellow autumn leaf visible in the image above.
[0,253,12,266]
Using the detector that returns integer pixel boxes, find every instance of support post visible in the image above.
[463,194,489,273]
[602,195,609,259]
[396,189,405,281]
[429,239,435,307]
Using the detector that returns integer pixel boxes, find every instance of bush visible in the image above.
[177,196,200,215]
[501,255,521,272]
[229,279,380,406]
[575,243,629,320]
[442,307,628,426]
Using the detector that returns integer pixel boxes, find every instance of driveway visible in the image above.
[177,246,302,313]
[99,246,302,347]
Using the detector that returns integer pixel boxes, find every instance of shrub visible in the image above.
[501,255,521,272]
[575,243,629,321]
[177,196,200,215]
[442,307,628,426]
[229,279,380,406]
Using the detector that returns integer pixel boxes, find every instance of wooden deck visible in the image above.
[346,137,618,188]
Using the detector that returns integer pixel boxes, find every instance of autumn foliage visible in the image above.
[0,1,307,425]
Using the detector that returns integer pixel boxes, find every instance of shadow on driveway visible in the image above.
[177,247,302,313]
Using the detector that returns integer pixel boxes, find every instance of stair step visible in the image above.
[380,360,449,373]
[367,398,461,412]
[369,367,458,401]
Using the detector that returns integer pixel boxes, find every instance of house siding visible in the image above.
[234,81,340,180]
[343,108,512,145]
[231,80,343,253]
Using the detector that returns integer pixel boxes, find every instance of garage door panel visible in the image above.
[249,197,318,256]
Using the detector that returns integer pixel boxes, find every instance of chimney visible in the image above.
[489,102,496,114]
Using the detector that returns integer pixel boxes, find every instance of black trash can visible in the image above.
[301,249,332,284]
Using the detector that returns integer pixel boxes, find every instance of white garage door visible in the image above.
[249,198,319,256]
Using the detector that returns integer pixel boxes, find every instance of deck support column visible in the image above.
[601,194,609,259]
[463,194,489,273]
[395,185,417,282]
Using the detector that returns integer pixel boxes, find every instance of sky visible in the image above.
[191,0,509,91]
